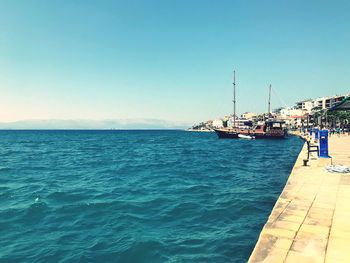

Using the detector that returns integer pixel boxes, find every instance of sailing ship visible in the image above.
[214,72,286,139]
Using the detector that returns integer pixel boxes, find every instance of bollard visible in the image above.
[315,128,319,140]
[319,130,330,158]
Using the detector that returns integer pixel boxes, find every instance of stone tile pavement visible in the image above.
[248,134,350,263]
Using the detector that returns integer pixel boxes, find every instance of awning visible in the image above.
[329,96,350,111]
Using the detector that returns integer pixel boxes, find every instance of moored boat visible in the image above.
[214,128,239,138]
[214,71,286,139]
[214,120,286,139]
[238,134,255,139]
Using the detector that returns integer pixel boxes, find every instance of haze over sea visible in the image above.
[0,130,304,262]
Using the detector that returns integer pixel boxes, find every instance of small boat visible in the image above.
[238,134,255,139]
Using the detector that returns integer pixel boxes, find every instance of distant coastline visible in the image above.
[0,119,191,130]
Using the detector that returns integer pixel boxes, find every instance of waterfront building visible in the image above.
[296,99,314,113]
[313,97,325,109]
[291,94,349,115]
[209,93,348,131]
[280,107,305,118]
[326,95,348,109]
[241,112,257,120]
[212,119,224,128]
[227,117,252,128]
[312,94,349,110]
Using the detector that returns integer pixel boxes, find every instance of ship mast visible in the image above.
[268,84,271,119]
[233,71,236,127]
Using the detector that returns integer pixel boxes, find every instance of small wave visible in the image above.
[47,191,88,203]
[0,166,11,171]
[238,204,266,215]
[185,184,211,193]
[164,202,200,221]
[117,240,166,263]
[181,149,193,155]
[21,201,50,225]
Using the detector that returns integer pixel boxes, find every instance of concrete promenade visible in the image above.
[248,133,350,262]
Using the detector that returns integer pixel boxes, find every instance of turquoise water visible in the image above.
[0,130,303,262]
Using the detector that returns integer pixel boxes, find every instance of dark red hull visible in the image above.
[214,128,286,139]
[214,129,239,138]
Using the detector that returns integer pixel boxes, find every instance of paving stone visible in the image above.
[329,228,350,240]
[272,220,301,232]
[273,237,294,251]
[262,248,288,262]
[326,236,350,261]
[291,230,328,256]
[285,250,324,263]
[248,135,350,263]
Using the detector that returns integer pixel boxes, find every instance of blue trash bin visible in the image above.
[319,130,330,158]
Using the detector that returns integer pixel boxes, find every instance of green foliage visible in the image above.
[310,106,324,126]
[192,122,206,129]
[311,106,322,112]
[256,115,264,121]
[325,110,350,124]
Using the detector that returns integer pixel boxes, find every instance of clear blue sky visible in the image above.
[0,0,349,123]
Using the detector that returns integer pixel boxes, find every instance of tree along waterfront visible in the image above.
[308,107,350,129]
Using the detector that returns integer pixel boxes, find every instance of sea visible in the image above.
[0,130,304,263]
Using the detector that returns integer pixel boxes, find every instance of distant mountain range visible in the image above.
[0,119,192,130]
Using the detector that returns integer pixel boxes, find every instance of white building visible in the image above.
[227,117,252,128]
[280,107,305,118]
[212,119,224,128]
[312,95,347,110]
[313,97,325,109]
[241,112,257,120]
[296,99,314,113]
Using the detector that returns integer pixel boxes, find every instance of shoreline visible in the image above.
[185,128,215,132]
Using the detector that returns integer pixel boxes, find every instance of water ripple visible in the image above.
[0,130,304,262]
